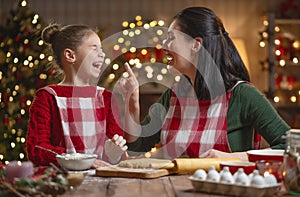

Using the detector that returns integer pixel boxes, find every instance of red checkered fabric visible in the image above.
[42,86,107,158]
[160,81,259,159]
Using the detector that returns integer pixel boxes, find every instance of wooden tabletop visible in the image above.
[61,173,292,197]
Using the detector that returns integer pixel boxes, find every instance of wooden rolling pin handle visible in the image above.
[173,158,242,173]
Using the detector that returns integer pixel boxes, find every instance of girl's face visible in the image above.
[162,19,197,78]
[74,31,105,83]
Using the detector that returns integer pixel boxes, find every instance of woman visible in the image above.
[26,24,127,167]
[119,7,290,161]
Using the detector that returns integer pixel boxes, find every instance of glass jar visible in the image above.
[283,129,300,195]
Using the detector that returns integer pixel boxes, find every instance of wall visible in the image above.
[0,0,285,91]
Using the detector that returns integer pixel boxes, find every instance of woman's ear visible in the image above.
[192,37,202,53]
[63,48,76,63]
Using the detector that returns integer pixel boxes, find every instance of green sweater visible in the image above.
[127,83,290,154]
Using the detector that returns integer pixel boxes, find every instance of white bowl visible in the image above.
[56,153,97,171]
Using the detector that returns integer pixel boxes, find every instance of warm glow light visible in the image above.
[141,49,148,55]
[105,58,111,65]
[109,73,115,79]
[114,45,120,51]
[274,39,280,45]
[26,100,31,106]
[293,57,298,64]
[136,62,142,68]
[157,74,163,81]
[259,41,266,48]
[275,50,281,56]
[144,152,151,158]
[122,21,129,28]
[135,29,141,35]
[290,96,297,102]
[144,23,150,29]
[121,48,127,53]
[112,64,119,70]
[150,57,156,63]
[135,15,142,21]
[175,75,181,82]
[21,137,26,143]
[123,72,129,78]
[20,109,25,115]
[11,142,16,148]
[125,41,131,46]
[293,40,300,49]
[13,58,19,63]
[129,23,135,29]
[147,73,153,78]
[122,30,129,36]
[128,31,135,37]
[262,32,268,38]
[130,47,136,53]
[19,153,25,159]
[279,60,285,66]
[275,26,280,32]
[158,20,165,26]
[21,0,27,7]
[274,96,280,103]
[118,37,124,43]
[161,68,168,74]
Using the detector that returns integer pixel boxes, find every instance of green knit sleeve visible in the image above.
[229,83,290,150]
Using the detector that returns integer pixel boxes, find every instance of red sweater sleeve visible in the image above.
[103,90,123,138]
[26,89,66,166]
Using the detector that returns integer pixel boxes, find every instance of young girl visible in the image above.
[26,24,127,167]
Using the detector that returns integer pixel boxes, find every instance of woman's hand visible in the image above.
[200,149,249,161]
[116,63,141,143]
[104,134,128,164]
[117,62,139,102]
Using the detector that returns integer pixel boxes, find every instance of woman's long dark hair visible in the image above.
[174,7,250,100]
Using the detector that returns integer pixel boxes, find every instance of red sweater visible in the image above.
[26,85,123,166]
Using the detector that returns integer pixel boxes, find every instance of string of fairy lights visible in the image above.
[99,15,180,89]
[259,16,300,105]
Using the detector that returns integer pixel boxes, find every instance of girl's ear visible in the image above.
[63,48,76,63]
[192,37,203,53]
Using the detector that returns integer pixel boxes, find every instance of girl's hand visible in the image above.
[104,134,128,164]
[111,134,128,151]
[92,159,110,168]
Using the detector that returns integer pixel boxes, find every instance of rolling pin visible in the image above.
[167,158,242,173]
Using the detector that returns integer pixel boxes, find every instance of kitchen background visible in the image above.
[0,0,299,162]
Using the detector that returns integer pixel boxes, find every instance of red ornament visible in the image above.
[17,114,22,123]
[3,114,9,124]
[15,35,21,42]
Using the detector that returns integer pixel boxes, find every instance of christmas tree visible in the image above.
[0,0,60,163]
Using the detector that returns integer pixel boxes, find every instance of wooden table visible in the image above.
[62,173,292,197]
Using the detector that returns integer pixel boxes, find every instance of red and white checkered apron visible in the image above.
[160,81,260,159]
[42,86,106,159]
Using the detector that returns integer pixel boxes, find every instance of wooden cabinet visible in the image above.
[263,13,300,128]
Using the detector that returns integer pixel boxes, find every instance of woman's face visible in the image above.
[74,31,105,83]
[162,19,197,78]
